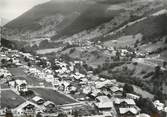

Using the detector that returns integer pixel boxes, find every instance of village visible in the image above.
[0,42,167,117]
[1,0,167,116]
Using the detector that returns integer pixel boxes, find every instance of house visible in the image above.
[94,96,114,113]
[89,89,101,99]
[32,96,45,105]
[43,68,53,75]
[0,68,12,78]
[80,78,88,84]
[69,86,77,93]
[126,93,140,100]
[12,101,41,117]
[29,67,41,76]
[59,81,70,91]
[44,101,55,108]
[153,100,165,111]
[21,53,34,61]
[119,107,139,117]
[164,107,167,113]
[0,54,10,62]
[15,79,28,92]
[0,108,7,116]
[110,86,123,97]
[72,72,85,80]
[136,113,151,117]
[45,74,54,83]
[114,98,136,107]
[53,78,60,88]
[95,80,113,89]
[38,72,46,79]
[8,80,16,88]
[43,101,56,113]
[114,98,140,117]
[83,87,92,95]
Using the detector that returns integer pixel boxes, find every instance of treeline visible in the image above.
[1,38,36,55]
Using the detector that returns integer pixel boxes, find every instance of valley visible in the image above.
[1,0,167,116]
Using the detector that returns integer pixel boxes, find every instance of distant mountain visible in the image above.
[5,0,128,40]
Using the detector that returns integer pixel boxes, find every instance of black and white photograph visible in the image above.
[0,0,167,117]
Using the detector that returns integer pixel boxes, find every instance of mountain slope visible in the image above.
[104,13,167,44]
[122,14,167,43]
[5,0,91,39]
[51,3,123,39]
[5,0,128,40]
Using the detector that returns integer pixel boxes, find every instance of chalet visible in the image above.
[0,109,5,116]
[0,68,12,80]
[83,87,92,95]
[69,86,77,93]
[95,80,113,89]
[80,78,88,84]
[43,101,56,113]
[12,101,40,117]
[8,80,15,88]
[21,53,34,61]
[114,98,141,117]
[43,68,53,75]
[45,74,54,83]
[89,89,101,99]
[53,78,60,88]
[7,49,19,55]
[72,72,85,81]
[0,54,10,62]
[94,96,114,113]
[32,96,45,105]
[15,79,28,92]
[58,81,70,92]
[164,107,167,113]
[114,98,136,107]
[153,100,165,111]
[126,93,140,100]
[110,86,123,97]
[119,107,139,117]
[29,67,41,75]
[38,72,45,79]
[136,113,151,117]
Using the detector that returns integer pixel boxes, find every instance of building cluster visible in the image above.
[0,46,167,117]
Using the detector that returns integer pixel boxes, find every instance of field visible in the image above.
[31,88,76,105]
[132,85,154,99]
[36,47,61,54]
[104,34,142,48]
[138,42,167,53]
[8,67,52,87]
[1,90,25,108]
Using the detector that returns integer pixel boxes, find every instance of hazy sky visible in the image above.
[0,0,50,22]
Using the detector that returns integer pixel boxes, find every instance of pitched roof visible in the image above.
[95,102,113,109]
[115,98,136,105]
[126,93,140,99]
[32,96,43,102]
[136,113,151,117]
[15,79,27,85]
[119,108,138,115]
[110,86,123,92]
[96,96,110,103]
[44,101,55,107]
[14,101,40,111]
